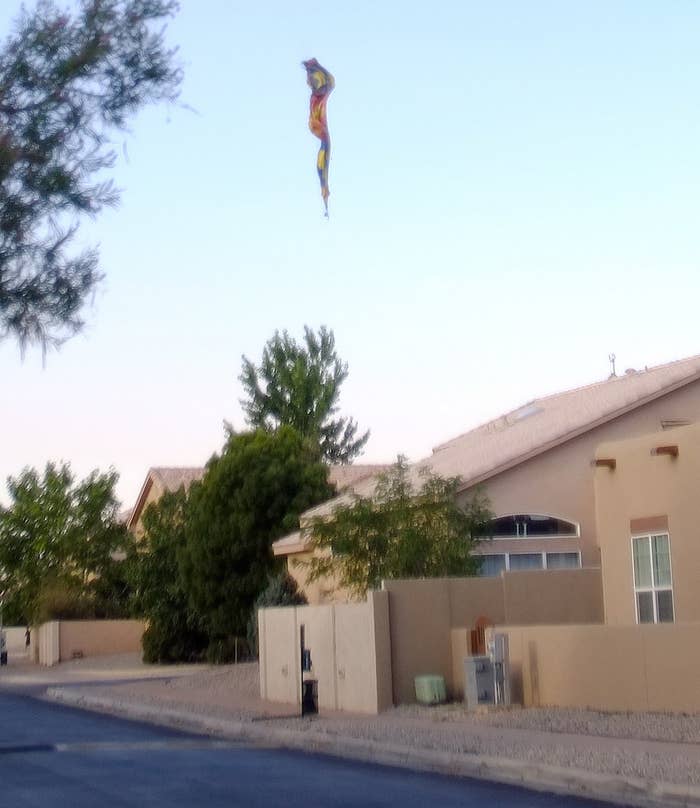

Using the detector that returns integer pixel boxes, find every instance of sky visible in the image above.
[2,1,700,510]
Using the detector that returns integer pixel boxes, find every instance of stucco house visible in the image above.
[127,466,205,537]
[274,353,700,604]
[595,421,700,627]
[127,463,389,538]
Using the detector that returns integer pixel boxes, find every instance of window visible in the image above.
[632,534,674,623]
[477,551,581,576]
[508,553,544,570]
[479,554,506,577]
[487,514,578,539]
[546,551,580,569]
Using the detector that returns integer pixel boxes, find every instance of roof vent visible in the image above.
[624,368,637,375]
[509,403,544,424]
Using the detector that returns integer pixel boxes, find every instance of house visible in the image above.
[127,463,390,539]
[595,421,700,626]
[274,353,700,602]
[127,467,205,537]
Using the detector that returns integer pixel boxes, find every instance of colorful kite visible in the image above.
[302,58,335,217]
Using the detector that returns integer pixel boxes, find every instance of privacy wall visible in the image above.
[384,569,604,704]
[492,623,700,713]
[36,620,145,666]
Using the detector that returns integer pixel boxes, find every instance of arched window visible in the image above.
[487,514,578,539]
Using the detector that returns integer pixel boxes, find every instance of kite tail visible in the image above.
[318,137,330,217]
[303,59,334,217]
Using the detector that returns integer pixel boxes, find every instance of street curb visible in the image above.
[45,688,700,808]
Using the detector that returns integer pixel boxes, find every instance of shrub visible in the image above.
[141,620,207,665]
[205,636,252,664]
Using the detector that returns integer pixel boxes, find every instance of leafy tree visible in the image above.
[0,462,132,622]
[180,426,333,641]
[130,488,207,663]
[239,326,369,463]
[305,457,493,598]
[0,0,181,349]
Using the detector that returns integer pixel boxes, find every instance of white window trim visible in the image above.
[478,550,581,573]
[489,513,580,541]
[630,532,675,624]
[544,550,582,570]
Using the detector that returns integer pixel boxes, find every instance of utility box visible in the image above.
[414,675,447,705]
[464,655,495,709]
[488,632,511,706]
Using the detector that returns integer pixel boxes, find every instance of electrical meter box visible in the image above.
[464,655,495,709]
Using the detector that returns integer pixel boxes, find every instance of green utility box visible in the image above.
[414,675,447,705]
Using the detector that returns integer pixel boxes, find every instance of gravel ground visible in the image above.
[394,701,700,744]
[43,660,700,788]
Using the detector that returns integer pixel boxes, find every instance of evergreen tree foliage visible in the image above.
[179,427,332,640]
[131,488,207,664]
[0,0,181,349]
[239,326,369,463]
[305,457,492,598]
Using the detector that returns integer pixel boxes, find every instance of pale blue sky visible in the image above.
[2,1,700,509]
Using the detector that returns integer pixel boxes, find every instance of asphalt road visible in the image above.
[0,691,617,808]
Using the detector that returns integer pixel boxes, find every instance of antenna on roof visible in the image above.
[608,353,617,378]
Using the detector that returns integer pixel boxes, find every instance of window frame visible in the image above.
[488,513,580,541]
[477,550,581,576]
[630,532,675,624]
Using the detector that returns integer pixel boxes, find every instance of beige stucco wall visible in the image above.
[286,550,353,605]
[494,623,700,713]
[502,568,604,625]
[2,627,29,656]
[258,606,299,705]
[462,378,700,568]
[37,621,60,666]
[383,578,455,703]
[384,570,603,704]
[595,422,700,626]
[258,591,392,714]
[58,620,145,661]
[131,479,166,539]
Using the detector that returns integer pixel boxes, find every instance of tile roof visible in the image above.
[297,353,700,525]
[149,466,205,493]
[126,466,205,530]
[328,464,392,490]
[127,463,390,533]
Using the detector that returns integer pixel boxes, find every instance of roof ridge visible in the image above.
[532,352,700,405]
[150,465,204,471]
[433,352,700,453]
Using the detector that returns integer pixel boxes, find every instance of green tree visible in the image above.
[0,0,181,349]
[0,462,132,622]
[239,326,369,463]
[305,458,493,598]
[130,488,207,663]
[180,426,333,641]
